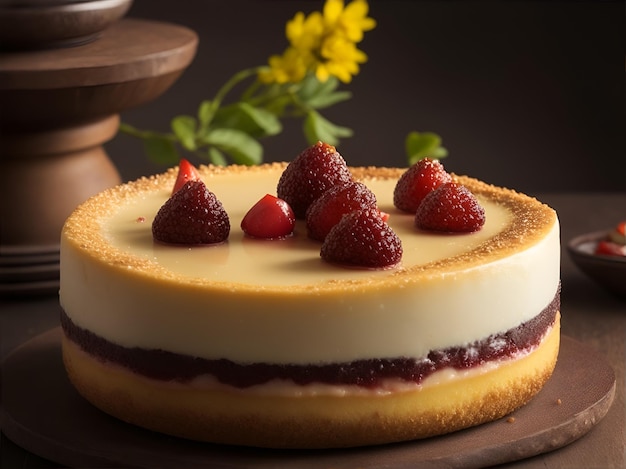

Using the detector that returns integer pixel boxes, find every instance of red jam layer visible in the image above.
[60,291,559,389]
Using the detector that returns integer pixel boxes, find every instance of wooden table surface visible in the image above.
[1,192,625,469]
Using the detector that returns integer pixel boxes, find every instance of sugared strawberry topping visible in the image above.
[393,158,452,213]
[152,180,230,245]
[414,182,485,233]
[305,181,378,241]
[321,208,403,269]
[595,240,626,257]
[277,141,353,219]
[241,194,296,239]
[172,158,201,195]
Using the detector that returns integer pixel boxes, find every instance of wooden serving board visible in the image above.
[1,328,616,469]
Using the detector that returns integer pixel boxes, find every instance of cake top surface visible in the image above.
[62,162,557,293]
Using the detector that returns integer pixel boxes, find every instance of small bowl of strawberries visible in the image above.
[567,221,626,299]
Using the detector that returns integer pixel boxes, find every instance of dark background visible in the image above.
[106,0,625,195]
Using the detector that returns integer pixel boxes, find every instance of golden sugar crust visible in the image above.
[61,313,560,448]
[62,163,557,293]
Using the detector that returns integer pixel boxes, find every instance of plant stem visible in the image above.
[213,67,265,108]
[118,123,177,141]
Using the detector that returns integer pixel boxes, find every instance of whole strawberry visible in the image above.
[152,180,230,244]
[321,208,403,269]
[305,181,378,241]
[414,182,485,233]
[393,158,452,213]
[277,141,353,219]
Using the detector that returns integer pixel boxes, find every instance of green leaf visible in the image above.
[171,115,197,151]
[198,100,216,129]
[405,131,448,165]
[237,102,282,135]
[432,147,449,159]
[306,90,352,110]
[207,147,228,166]
[297,75,352,110]
[297,74,334,102]
[200,128,263,165]
[263,95,292,116]
[212,103,282,139]
[142,136,179,165]
[303,110,353,146]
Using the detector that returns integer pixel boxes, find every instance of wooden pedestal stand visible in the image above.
[0,18,197,296]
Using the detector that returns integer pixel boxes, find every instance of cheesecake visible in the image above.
[59,159,561,448]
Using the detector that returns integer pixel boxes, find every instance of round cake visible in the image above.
[59,151,561,449]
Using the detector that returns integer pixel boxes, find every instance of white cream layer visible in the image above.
[60,165,560,364]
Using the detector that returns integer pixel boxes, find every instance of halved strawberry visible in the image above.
[595,240,626,257]
[152,180,230,244]
[241,194,296,239]
[305,181,377,241]
[172,158,201,195]
[277,141,353,219]
[393,158,452,213]
[414,182,485,233]
[321,208,403,269]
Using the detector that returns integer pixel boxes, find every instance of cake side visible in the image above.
[60,291,559,389]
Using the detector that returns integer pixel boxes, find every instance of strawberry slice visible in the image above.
[241,194,296,239]
[595,240,626,257]
[172,158,201,195]
[414,182,485,233]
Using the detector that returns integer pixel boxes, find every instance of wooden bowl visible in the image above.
[0,0,132,50]
[567,230,626,299]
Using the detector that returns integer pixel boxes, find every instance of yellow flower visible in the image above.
[318,33,367,83]
[258,47,308,84]
[286,11,324,53]
[323,0,376,43]
[261,0,375,85]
